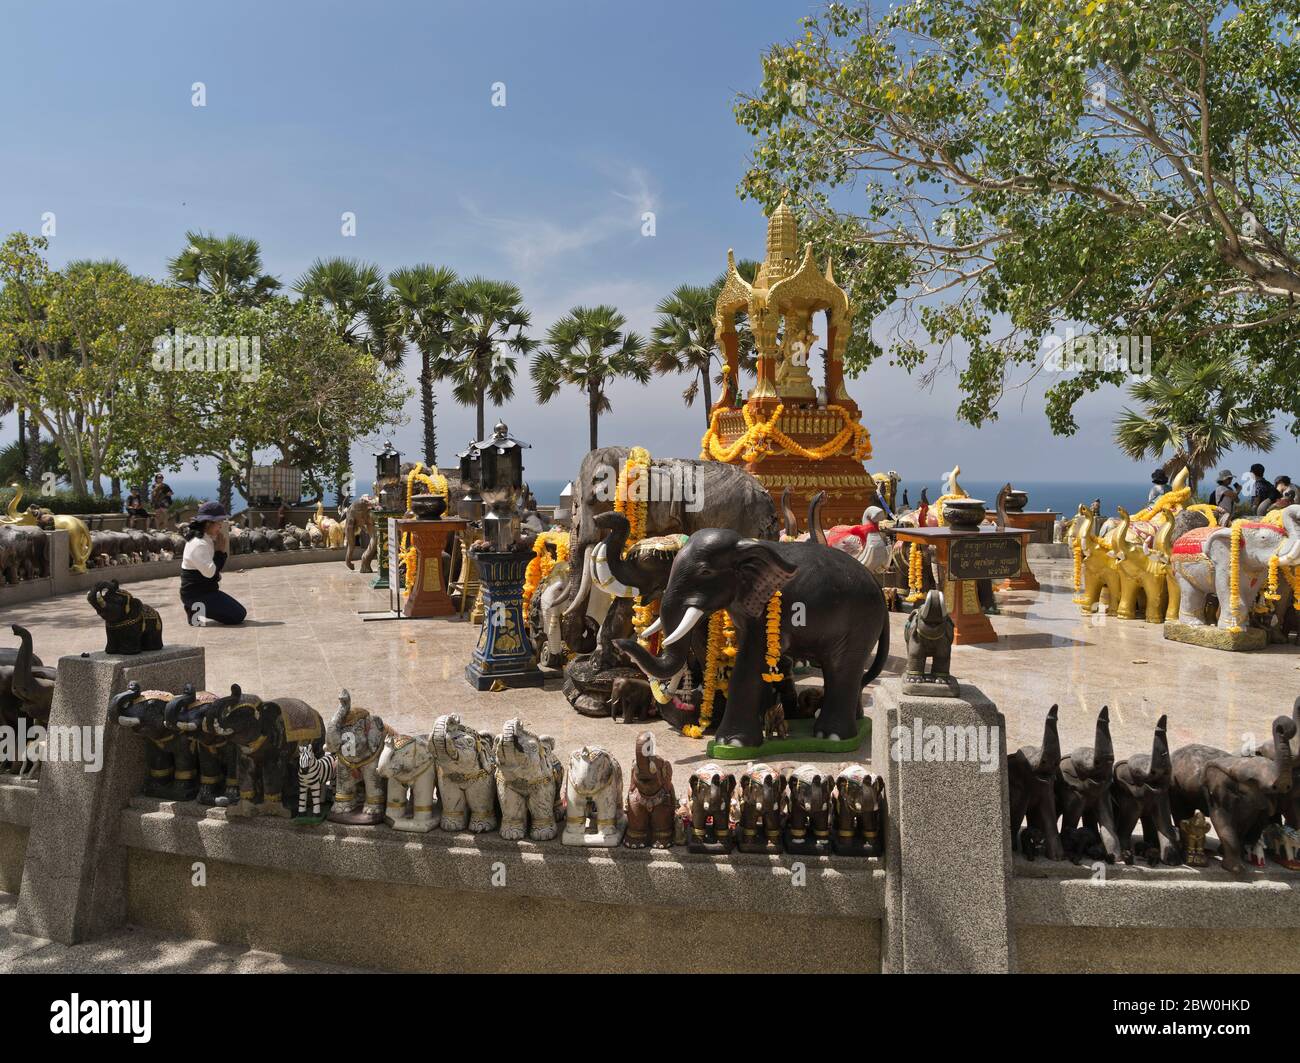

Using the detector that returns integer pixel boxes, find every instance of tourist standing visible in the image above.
[150,474,174,530]
[180,501,247,626]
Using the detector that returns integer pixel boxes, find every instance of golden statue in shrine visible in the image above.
[700,200,877,530]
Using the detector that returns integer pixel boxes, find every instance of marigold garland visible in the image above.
[700,403,871,464]
[907,542,925,603]
[1133,486,1191,522]
[614,446,650,549]
[521,530,570,615]
[683,610,730,739]
[404,462,448,514]
[762,591,784,683]
[1228,521,1244,633]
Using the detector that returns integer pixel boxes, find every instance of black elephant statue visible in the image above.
[1171,713,1296,872]
[615,529,889,746]
[831,763,885,857]
[734,762,786,853]
[1007,704,1064,860]
[1252,696,1300,829]
[111,682,198,800]
[1111,714,1181,865]
[559,447,780,652]
[687,763,735,853]
[86,580,163,654]
[1055,705,1121,863]
[204,684,325,817]
[165,685,239,806]
[0,629,48,774]
[785,763,834,854]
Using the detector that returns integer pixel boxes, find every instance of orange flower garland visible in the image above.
[762,591,784,683]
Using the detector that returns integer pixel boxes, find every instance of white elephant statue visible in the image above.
[1170,505,1300,629]
[493,717,564,841]
[376,732,439,833]
[324,689,391,825]
[562,745,625,847]
[430,713,498,832]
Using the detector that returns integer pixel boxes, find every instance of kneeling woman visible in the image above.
[180,502,247,625]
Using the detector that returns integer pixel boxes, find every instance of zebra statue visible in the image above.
[295,744,336,823]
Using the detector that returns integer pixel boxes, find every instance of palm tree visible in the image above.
[532,305,648,450]
[438,278,536,440]
[648,260,759,425]
[167,232,280,304]
[1114,359,1276,493]
[296,258,405,501]
[389,265,459,465]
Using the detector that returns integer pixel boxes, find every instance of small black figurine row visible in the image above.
[1009,699,1300,873]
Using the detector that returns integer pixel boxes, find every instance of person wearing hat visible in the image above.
[1212,470,1239,516]
[1147,467,1169,504]
[180,501,246,626]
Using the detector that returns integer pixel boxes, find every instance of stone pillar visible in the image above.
[14,645,205,944]
[872,679,1014,973]
[47,528,71,595]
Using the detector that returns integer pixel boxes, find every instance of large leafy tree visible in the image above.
[439,278,536,441]
[532,305,648,450]
[1114,358,1275,492]
[389,264,459,465]
[167,231,281,305]
[0,235,190,496]
[111,296,410,504]
[736,0,1300,435]
[648,259,760,425]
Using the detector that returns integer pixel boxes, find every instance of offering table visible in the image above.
[390,517,467,618]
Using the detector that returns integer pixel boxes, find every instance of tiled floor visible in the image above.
[3,557,1296,768]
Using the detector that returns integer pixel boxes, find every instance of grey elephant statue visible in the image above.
[1008,704,1064,860]
[615,529,889,747]
[559,447,780,652]
[376,731,440,832]
[902,589,957,696]
[1172,713,1296,872]
[343,496,377,573]
[1055,705,1121,863]
[1170,504,1300,628]
[493,717,564,841]
[430,713,497,832]
[325,689,391,825]
[1252,696,1300,829]
[0,525,47,583]
[1111,714,1181,865]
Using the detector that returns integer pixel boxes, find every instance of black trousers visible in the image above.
[182,591,247,625]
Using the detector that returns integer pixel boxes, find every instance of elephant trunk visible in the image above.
[10,624,42,710]
[560,543,596,649]
[593,511,652,594]
[328,689,351,744]
[1277,505,1300,565]
[780,487,797,539]
[1272,715,1297,792]
[165,686,198,730]
[1037,704,1061,773]
[1095,705,1114,767]
[808,491,828,546]
[614,596,698,682]
[1150,714,1171,785]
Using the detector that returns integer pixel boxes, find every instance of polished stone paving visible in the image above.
[4,557,1296,769]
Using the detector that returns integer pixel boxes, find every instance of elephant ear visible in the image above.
[732,539,799,618]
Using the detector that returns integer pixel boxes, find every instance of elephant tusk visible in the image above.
[1278,541,1300,566]
[641,616,663,638]
[661,606,706,647]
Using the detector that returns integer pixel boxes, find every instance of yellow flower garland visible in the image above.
[1228,522,1243,633]
[762,590,784,683]
[398,463,452,581]
[700,404,871,464]
[1133,486,1191,522]
[684,610,729,739]
[613,446,650,548]
[907,542,925,603]
[521,530,570,615]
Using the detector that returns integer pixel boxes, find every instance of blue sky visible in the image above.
[1,0,1294,491]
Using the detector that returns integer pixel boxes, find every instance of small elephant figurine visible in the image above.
[87,580,163,655]
[901,589,957,696]
[831,763,885,857]
[494,717,563,841]
[164,686,237,806]
[734,762,786,853]
[325,689,392,825]
[430,714,497,832]
[563,746,625,846]
[687,763,736,854]
[207,684,324,817]
[1112,714,1181,865]
[1019,826,1046,861]
[609,675,654,724]
[625,730,675,849]
[293,744,336,825]
[377,732,440,832]
[785,763,834,855]
[111,682,197,800]
[1008,704,1065,861]
[1179,810,1209,866]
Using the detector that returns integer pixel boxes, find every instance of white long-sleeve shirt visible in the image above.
[181,535,218,578]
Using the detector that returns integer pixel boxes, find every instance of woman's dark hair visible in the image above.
[184,519,206,542]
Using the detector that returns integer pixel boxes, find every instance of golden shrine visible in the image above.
[700,201,878,530]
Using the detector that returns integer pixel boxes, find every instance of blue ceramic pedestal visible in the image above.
[466,548,544,690]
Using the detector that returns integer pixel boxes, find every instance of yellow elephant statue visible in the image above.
[1066,506,1122,614]
[2,484,92,573]
[1111,508,1176,623]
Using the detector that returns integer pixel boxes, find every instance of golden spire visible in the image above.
[759,197,798,289]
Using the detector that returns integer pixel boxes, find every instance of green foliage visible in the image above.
[168,231,281,305]
[736,0,1300,434]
